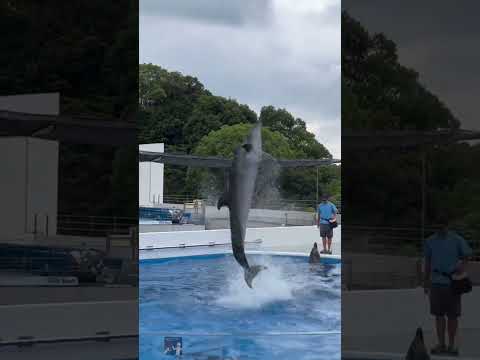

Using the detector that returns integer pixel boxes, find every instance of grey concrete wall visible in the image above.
[139,223,205,232]
[205,206,342,229]
[152,203,341,229]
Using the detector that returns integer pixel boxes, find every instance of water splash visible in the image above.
[253,152,282,209]
[215,257,298,309]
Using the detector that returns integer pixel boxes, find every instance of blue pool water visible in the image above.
[140,254,340,359]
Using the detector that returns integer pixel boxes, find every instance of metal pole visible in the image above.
[421,150,426,244]
[106,235,111,255]
[316,167,319,205]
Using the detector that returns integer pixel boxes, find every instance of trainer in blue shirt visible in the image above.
[316,194,338,254]
[423,215,472,355]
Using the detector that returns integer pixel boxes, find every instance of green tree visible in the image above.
[185,123,294,202]
[138,64,209,147]
[194,123,294,159]
[185,123,340,207]
[183,95,257,151]
[138,65,257,196]
[138,64,257,151]
[342,11,459,131]
[341,12,480,240]
[260,106,331,158]
[258,106,337,206]
[138,65,339,205]
[2,1,138,218]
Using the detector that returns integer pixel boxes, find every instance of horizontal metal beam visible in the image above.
[276,158,341,167]
[343,129,480,149]
[0,111,136,145]
[139,152,233,168]
[140,151,341,168]
[0,333,137,347]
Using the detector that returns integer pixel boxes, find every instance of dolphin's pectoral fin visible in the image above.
[217,193,230,210]
[244,265,267,288]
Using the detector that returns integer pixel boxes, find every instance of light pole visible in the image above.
[421,149,426,244]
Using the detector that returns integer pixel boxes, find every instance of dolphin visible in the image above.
[217,121,267,288]
[140,120,341,287]
[309,242,321,264]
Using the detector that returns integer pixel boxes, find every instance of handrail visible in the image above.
[0,333,138,347]
[141,330,339,337]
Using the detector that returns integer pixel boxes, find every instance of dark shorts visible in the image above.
[319,223,333,238]
[430,284,461,318]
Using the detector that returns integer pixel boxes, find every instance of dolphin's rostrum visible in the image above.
[217,121,267,288]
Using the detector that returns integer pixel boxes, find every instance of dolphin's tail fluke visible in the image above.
[244,265,267,288]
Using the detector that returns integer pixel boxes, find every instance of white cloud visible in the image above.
[140,0,341,157]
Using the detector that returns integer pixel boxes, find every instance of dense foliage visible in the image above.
[2,1,138,217]
[139,64,340,207]
[342,11,480,238]
[342,12,458,132]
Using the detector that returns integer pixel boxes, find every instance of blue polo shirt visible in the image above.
[318,201,337,224]
[424,230,472,285]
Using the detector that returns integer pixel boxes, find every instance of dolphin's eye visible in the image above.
[242,143,253,152]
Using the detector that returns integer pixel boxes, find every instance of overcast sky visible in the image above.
[344,1,480,132]
[140,0,341,158]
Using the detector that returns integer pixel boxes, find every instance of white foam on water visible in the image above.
[215,257,299,309]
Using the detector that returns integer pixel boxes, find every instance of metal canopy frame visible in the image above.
[0,110,136,145]
[343,128,480,242]
[140,151,341,208]
[342,129,480,149]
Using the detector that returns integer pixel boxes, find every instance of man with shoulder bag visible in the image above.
[423,215,472,356]
[316,194,338,254]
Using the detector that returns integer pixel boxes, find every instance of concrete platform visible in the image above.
[0,300,138,359]
[0,337,138,360]
[0,286,137,305]
[343,287,480,358]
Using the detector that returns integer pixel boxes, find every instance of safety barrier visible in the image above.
[57,214,136,237]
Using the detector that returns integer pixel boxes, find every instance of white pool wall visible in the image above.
[139,225,341,259]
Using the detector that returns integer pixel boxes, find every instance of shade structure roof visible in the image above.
[0,110,136,145]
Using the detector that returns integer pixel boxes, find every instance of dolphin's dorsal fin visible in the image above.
[217,191,230,210]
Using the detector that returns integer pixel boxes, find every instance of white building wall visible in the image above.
[0,138,27,239]
[0,137,58,239]
[139,143,164,206]
[26,138,59,236]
